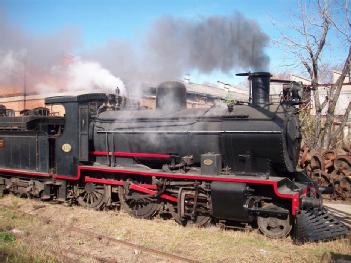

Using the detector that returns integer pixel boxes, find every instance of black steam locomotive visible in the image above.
[0,72,348,243]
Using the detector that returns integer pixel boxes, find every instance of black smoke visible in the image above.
[147,13,269,74]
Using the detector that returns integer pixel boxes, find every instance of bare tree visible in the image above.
[279,0,351,150]
[318,62,337,83]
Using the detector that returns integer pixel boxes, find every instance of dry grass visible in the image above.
[0,195,350,263]
[0,213,59,263]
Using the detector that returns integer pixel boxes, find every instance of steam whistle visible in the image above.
[115,86,120,96]
[115,86,124,110]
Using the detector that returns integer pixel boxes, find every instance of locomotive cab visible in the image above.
[44,93,107,177]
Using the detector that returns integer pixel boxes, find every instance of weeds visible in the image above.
[0,231,16,242]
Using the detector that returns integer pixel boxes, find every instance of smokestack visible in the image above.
[236,72,272,107]
[249,72,271,107]
[156,81,187,111]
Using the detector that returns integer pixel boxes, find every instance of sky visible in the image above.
[0,0,349,86]
[0,0,286,44]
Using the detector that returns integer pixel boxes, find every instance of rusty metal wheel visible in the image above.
[118,187,160,219]
[77,183,110,209]
[311,170,331,188]
[310,153,325,172]
[257,204,292,239]
[334,177,351,200]
[322,150,337,171]
[334,156,351,176]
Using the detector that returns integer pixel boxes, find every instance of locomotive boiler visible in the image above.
[93,72,300,175]
[0,72,348,243]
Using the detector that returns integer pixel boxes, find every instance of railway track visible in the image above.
[34,245,118,263]
[0,203,199,263]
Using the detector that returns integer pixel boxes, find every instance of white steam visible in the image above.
[36,57,125,96]
[0,50,23,82]
[66,58,125,95]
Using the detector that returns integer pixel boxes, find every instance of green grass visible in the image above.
[0,231,16,242]
[0,230,29,263]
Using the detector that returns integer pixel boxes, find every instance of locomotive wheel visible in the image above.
[118,187,159,219]
[77,183,109,209]
[257,204,292,239]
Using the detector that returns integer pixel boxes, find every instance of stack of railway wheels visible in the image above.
[299,144,351,200]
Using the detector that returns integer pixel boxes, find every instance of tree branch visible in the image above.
[332,100,351,138]
[324,44,351,147]
[321,95,329,110]
[314,7,330,60]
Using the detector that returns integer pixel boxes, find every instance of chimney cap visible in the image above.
[236,72,272,78]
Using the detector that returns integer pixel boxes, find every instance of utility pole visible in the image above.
[23,58,26,110]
